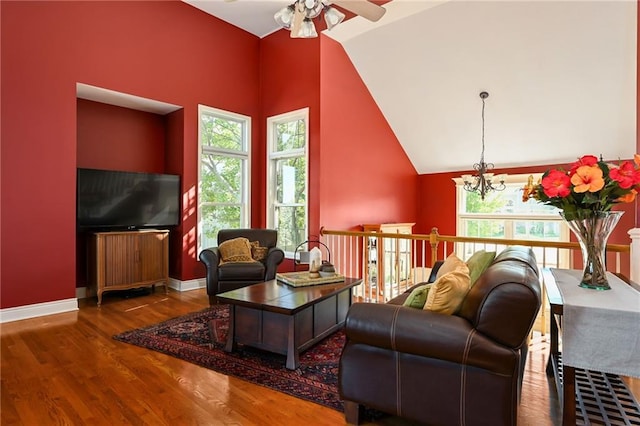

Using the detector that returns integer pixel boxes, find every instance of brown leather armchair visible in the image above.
[338,246,541,426]
[199,229,285,304]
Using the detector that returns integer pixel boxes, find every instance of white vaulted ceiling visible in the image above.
[184,0,637,174]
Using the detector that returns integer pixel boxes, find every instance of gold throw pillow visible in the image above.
[424,264,471,315]
[250,241,269,261]
[218,237,254,263]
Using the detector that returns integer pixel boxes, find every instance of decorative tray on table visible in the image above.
[276,272,345,287]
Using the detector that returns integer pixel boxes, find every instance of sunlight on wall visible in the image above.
[183,185,196,222]
[183,185,198,260]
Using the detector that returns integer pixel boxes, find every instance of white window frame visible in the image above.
[197,105,251,252]
[266,108,309,259]
[453,173,570,269]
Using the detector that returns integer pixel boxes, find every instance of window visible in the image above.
[198,105,251,250]
[266,108,309,256]
[455,174,570,268]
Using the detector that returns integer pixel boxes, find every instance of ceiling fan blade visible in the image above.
[332,0,386,22]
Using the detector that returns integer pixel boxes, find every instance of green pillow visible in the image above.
[403,283,433,309]
[466,250,496,287]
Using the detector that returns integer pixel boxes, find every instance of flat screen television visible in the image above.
[77,168,180,230]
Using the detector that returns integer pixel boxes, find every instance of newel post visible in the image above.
[430,227,439,266]
[628,228,640,284]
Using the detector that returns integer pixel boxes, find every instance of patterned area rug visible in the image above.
[114,305,350,412]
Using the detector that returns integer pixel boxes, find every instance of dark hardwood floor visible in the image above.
[1,288,637,425]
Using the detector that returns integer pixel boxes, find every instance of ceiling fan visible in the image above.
[274,0,387,38]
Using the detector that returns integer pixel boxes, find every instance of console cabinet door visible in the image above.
[102,233,138,287]
[138,232,168,283]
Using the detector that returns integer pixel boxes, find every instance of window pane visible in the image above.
[201,114,244,151]
[462,185,558,214]
[464,219,505,238]
[201,154,244,203]
[275,205,306,252]
[276,157,306,204]
[462,191,508,213]
[514,220,562,240]
[201,205,242,248]
[275,119,305,152]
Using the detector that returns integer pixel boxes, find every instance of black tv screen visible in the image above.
[77,168,180,230]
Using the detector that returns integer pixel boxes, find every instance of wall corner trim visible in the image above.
[0,298,79,324]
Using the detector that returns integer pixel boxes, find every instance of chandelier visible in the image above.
[274,0,346,38]
[461,92,506,201]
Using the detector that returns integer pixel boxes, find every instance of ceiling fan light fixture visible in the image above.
[299,18,318,38]
[274,4,296,29]
[324,6,345,30]
[306,0,324,18]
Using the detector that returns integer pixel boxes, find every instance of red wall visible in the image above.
[1,1,260,308]
[77,99,167,172]
[319,38,418,230]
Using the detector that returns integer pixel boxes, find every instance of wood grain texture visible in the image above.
[2,288,638,425]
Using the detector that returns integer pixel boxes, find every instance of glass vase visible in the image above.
[561,211,623,290]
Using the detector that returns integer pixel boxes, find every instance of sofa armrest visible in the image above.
[345,303,517,374]
[199,248,221,294]
[264,247,285,280]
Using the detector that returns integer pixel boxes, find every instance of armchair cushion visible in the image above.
[218,237,253,263]
[424,265,470,314]
[218,261,265,281]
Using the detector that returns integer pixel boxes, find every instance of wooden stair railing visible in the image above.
[319,226,631,335]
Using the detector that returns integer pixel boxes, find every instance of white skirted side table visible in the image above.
[543,268,640,425]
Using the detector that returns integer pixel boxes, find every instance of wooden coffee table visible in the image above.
[216,277,362,370]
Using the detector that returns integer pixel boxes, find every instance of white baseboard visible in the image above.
[0,298,79,324]
[2,279,206,323]
[169,277,206,291]
[75,278,205,300]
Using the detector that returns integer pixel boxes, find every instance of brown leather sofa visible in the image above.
[199,229,284,304]
[338,246,541,426]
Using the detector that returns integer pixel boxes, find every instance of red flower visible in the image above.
[610,160,640,189]
[542,169,571,198]
[569,155,598,175]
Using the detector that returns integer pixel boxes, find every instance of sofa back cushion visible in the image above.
[457,246,541,349]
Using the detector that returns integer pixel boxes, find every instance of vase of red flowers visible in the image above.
[523,154,640,290]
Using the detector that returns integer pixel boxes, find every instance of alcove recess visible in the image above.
[75,83,184,293]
